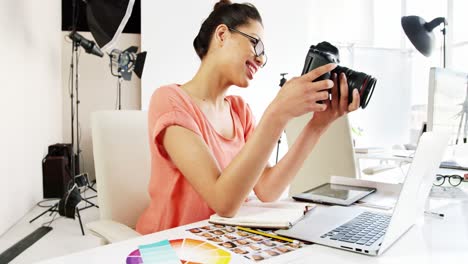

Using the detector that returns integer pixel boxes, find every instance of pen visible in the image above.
[424,211,445,219]
[288,204,316,226]
[237,227,296,243]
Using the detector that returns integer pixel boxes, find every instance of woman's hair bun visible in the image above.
[194,0,262,59]
[214,0,232,11]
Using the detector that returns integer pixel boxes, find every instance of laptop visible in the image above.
[276,132,449,256]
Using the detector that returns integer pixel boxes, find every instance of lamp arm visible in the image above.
[425,17,447,32]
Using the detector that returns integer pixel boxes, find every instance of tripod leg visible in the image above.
[87,185,97,193]
[48,207,56,217]
[76,209,85,236]
[81,198,99,208]
[29,204,57,224]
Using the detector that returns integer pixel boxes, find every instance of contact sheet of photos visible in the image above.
[187,224,308,262]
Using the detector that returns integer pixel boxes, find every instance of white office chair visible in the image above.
[285,114,357,196]
[86,110,151,244]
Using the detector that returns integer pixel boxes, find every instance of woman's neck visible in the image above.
[182,60,231,110]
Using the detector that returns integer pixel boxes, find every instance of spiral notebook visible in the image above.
[208,201,314,229]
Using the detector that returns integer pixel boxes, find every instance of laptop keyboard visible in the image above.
[320,211,391,246]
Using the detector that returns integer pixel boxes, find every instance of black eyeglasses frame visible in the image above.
[228,27,267,67]
[433,174,464,187]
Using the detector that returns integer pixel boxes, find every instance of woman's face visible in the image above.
[214,20,265,88]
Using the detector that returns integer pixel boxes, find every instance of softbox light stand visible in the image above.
[30,0,99,235]
[30,37,100,236]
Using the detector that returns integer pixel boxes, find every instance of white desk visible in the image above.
[353,150,413,180]
[38,188,468,264]
[355,153,413,164]
[355,146,468,175]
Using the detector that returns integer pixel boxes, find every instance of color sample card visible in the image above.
[138,240,180,264]
[126,238,231,264]
[171,238,231,264]
[187,224,309,262]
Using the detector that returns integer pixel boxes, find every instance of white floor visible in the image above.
[0,189,102,264]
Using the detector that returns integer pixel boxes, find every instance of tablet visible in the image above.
[292,183,376,206]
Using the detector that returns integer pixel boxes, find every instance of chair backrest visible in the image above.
[91,110,151,228]
[285,114,357,196]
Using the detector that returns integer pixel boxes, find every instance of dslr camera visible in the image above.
[302,41,376,109]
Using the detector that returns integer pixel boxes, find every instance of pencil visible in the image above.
[237,227,295,243]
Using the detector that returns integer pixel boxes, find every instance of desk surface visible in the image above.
[39,191,468,264]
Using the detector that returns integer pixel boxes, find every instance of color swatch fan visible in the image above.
[126,238,231,264]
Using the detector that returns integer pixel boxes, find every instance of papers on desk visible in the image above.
[209,201,314,229]
[430,186,468,200]
[187,223,309,262]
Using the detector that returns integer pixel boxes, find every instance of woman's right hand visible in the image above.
[268,63,337,126]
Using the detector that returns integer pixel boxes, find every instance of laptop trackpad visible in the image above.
[276,206,364,242]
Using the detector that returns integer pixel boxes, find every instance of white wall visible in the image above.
[61,32,141,181]
[141,0,376,113]
[141,0,398,160]
[142,0,333,164]
[0,1,62,235]
[141,0,320,118]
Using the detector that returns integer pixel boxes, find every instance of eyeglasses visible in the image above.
[228,27,267,67]
[433,174,464,187]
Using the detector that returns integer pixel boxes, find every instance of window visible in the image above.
[451,0,468,72]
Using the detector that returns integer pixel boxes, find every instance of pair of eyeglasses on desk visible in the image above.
[433,174,464,187]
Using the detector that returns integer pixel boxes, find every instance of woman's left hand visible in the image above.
[307,72,360,131]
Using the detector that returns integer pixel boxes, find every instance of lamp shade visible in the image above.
[401,16,447,57]
[401,16,435,57]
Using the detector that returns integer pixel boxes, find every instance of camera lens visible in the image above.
[333,66,377,109]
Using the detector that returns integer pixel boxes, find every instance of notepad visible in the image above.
[208,201,314,229]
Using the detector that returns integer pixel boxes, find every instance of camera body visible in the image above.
[301,42,340,80]
[302,41,377,109]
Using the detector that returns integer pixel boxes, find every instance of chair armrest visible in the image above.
[86,220,141,244]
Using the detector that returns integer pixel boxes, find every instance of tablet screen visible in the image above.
[305,184,370,200]
[293,183,376,205]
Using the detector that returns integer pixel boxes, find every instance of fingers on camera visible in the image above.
[339,74,349,106]
[308,79,333,92]
[304,63,337,81]
[350,89,360,111]
[318,91,329,101]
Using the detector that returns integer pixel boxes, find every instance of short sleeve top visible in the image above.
[136,84,256,234]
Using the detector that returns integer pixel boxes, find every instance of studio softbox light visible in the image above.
[86,0,135,52]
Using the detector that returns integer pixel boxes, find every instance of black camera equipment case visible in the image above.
[42,143,76,198]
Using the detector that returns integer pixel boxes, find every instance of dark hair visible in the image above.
[193,0,263,59]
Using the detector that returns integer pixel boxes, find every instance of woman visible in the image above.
[136,0,360,235]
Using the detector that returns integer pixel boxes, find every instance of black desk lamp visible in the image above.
[401,16,447,68]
